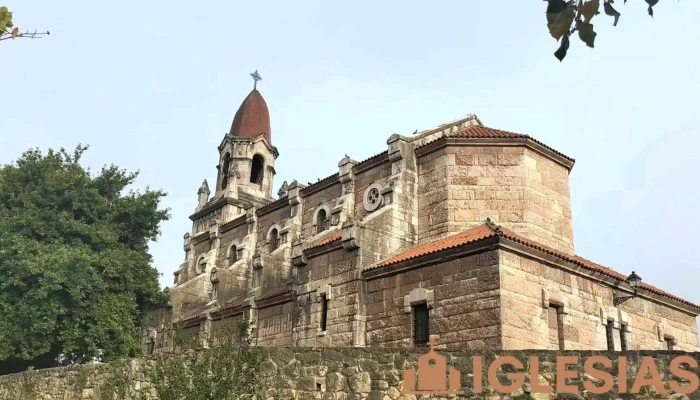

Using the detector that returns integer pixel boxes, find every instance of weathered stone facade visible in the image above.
[2,348,699,399]
[147,85,699,358]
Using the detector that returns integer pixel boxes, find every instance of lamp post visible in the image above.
[614,271,643,306]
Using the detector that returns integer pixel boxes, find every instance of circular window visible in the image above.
[363,183,384,212]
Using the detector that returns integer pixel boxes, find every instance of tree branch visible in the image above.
[0,30,50,42]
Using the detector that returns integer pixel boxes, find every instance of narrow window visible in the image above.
[320,294,328,332]
[620,325,627,351]
[269,229,279,252]
[605,320,615,351]
[548,305,564,350]
[413,303,430,346]
[316,209,329,233]
[236,248,244,261]
[221,153,232,190]
[228,245,237,266]
[665,337,674,351]
[147,338,155,355]
[250,154,264,184]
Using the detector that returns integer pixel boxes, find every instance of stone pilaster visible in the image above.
[335,156,358,226]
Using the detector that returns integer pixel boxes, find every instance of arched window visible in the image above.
[250,154,264,185]
[269,228,279,252]
[196,256,207,274]
[221,153,232,190]
[228,245,238,266]
[316,209,329,233]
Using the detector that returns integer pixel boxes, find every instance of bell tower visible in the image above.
[215,71,279,209]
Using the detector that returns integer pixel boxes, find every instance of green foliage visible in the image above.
[100,317,270,400]
[0,6,49,42]
[0,145,170,374]
[0,6,13,33]
[546,0,659,62]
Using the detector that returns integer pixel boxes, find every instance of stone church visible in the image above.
[142,77,700,354]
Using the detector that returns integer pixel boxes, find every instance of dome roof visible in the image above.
[229,89,271,143]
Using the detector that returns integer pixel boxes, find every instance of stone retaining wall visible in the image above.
[1,348,699,399]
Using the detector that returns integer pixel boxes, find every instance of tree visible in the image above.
[546,0,663,61]
[0,6,49,42]
[0,145,170,375]
[99,316,271,400]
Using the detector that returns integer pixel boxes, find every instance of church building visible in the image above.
[143,75,700,354]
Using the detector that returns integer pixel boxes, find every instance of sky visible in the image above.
[2,1,699,313]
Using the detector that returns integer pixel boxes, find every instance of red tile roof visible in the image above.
[255,284,290,302]
[419,125,575,163]
[305,231,342,251]
[179,310,206,323]
[229,89,271,144]
[219,296,246,312]
[372,224,497,268]
[369,222,699,310]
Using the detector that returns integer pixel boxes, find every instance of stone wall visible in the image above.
[2,348,699,399]
[419,144,574,255]
[294,247,360,348]
[500,250,700,352]
[364,251,501,348]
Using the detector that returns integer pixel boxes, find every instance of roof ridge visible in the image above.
[485,218,503,234]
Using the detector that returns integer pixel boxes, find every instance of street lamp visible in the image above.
[614,271,643,306]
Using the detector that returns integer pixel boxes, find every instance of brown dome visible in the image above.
[229,89,271,143]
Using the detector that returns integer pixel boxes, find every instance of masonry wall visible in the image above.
[521,148,574,254]
[418,144,574,255]
[364,250,502,349]
[256,301,295,347]
[300,180,343,239]
[3,348,698,400]
[218,219,249,266]
[499,249,700,352]
[256,202,291,254]
[256,202,293,290]
[191,234,212,261]
[352,158,392,223]
[416,147,450,243]
[295,247,361,347]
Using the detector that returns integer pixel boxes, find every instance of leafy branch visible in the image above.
[0,6,49,43]
[546,0,661,61]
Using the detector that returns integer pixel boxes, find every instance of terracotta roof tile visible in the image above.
[230,89,271,143]
[219,296,246,312]
[369,223,699,310]
[179,309,206,323]
[371,224,497,269]
[419,125,575,163]
[255,284,290,302]
[305,231,342,251]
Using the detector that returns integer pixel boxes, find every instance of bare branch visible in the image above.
[0,30,50,42]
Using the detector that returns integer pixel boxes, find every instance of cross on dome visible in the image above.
[250,70,262,89]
